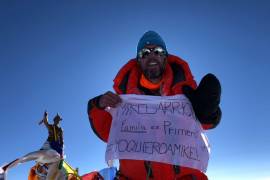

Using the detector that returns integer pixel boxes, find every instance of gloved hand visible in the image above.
[98,91,122,109]
[183,73,221,126]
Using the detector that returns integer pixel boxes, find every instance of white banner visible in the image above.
[105,94,210,172]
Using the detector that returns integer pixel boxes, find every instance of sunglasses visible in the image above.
[138,47,166,59]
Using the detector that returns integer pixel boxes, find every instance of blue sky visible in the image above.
[1,0,270,179]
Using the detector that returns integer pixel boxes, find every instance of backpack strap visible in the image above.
[173,165,180,174]
[144,161,153,179]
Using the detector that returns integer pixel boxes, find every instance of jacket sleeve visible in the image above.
[87,95,112,142]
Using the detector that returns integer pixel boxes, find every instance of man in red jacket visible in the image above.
[87,31,221,180]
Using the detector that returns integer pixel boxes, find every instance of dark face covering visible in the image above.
[53,115,62,126]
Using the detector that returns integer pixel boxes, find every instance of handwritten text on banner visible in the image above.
[105,94,210,172]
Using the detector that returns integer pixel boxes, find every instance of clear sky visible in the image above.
[1,0,270,179]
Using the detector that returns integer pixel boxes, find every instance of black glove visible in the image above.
[183,73,222,127]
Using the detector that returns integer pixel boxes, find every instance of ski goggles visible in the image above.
[138,46,167,59]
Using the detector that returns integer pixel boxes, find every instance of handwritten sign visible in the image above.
[105,94,210,172]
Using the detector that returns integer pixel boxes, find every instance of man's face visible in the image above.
[138,45,167,81]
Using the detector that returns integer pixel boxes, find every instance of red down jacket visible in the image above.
[88,55,213,180]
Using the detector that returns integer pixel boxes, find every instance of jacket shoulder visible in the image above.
[113,59,138,94]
